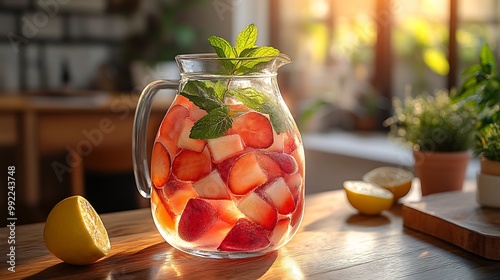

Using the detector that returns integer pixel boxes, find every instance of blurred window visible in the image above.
[270,0,500,131]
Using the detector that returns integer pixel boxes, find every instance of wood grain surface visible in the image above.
[403,191,500,260]
[2,189,500,279]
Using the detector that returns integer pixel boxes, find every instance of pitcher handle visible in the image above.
[133,80,179,198]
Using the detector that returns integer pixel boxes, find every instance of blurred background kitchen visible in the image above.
[0,0,497,224]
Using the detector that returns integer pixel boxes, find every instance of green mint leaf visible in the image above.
[208,35,237,73]
[240,47,258,57]
[260,101,292,134]
[190,106,232,139]
[235,24,258,56]
[234,46,281,75]
[247,46,280,58]
[229,87,291,134]
[181,80,224,112]
[228,88,267,111]
[214,81,227,101]
[208,36,237,58]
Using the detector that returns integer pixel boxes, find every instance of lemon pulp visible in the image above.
[363,167,413,200]
[43,195,110,265]
[343,180,394,215]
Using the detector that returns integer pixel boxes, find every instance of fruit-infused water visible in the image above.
[150,93,305,258]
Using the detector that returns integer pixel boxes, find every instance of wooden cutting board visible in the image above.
[402,191,500,260]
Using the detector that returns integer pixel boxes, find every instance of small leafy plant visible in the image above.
[454,44,500,130]
[385,90,476,152]
[476,123,500,161]
[180,24,290,139]
[454,44,500,161]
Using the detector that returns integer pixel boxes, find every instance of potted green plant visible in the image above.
[385,90,477,196]
[476,123,500,176]
[454,43,500,175]
[454,44,500,207]
[475,123,500,208]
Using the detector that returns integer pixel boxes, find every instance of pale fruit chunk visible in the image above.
[193,170,231,199]
[269,218,290,246]
[284,173,303,203]
[210,199,244,225]
[162,177,198,214]
[262,177,296,215]
[43,196,110,265]
[207,134,245,163]
[343,180,394,215]
[238,192,277,230]
[177,118,206,152]
[362,167,413,201]
[151,187,176,232]
[266,131,284,152]
[228,153,268,195]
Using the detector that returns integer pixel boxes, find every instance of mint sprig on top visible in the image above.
[180,24,288,139]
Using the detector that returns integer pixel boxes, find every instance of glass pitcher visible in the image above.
[132,53,305,259]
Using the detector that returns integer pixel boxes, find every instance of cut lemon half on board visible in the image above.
[44,195,110,265]
[343,181,394,215]
[362,167,413,200]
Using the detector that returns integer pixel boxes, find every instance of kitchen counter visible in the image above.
[3,183,499,279]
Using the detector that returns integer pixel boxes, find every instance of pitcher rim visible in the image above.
[175,53,292,63]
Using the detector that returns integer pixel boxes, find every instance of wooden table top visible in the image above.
[2,189,500,279]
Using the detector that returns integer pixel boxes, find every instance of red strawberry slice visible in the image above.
[172,94,193,108]
[172,147,212,181]
[216,147,254,183]
[255,153,282,180]
[178,198,218,242]
[177,118,206,152]
[262,178,296,215]
[216,155,237,184]
[266,152,298,174]
[228,152,268,195]
[238,192,277,230]
[157,104,190,157]
[228,112,274,149]
[291,146,305,177]
[283,131,299,154]
[151,142,171,188]
[217,218,270,252]
[193,171,231,199]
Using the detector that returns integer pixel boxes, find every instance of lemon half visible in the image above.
[343,180,394,215]
[44,195,110,265]
[363,167,413,200]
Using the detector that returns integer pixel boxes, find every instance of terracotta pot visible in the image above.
[413,150,472,196]
[480,157,500,176]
